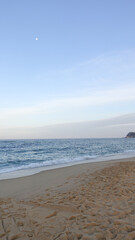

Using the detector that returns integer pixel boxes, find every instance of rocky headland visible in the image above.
[126,132,135,138]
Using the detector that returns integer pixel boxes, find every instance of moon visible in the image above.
[35,37,39,41]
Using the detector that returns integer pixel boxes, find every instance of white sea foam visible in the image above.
[0,138,135,180]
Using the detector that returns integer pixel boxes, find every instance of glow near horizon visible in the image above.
[0,0,135,137]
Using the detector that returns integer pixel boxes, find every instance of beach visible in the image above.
[0,158,135,240]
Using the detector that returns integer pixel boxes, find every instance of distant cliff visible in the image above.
[126,132,135,138]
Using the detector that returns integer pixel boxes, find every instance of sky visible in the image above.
[0,0,135,138]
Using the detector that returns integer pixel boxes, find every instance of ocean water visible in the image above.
[0,138,135,179]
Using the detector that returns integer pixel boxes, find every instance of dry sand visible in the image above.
[0,158,135,240]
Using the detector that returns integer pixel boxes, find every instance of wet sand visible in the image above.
[0,158,135,239]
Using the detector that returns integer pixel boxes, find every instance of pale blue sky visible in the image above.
[0,0,135,137]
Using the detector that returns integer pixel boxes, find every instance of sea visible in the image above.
[0,138,135,180]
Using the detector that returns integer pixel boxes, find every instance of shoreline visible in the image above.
[1,151,135,181]
[0,156,135,199]
[1,138,135,182]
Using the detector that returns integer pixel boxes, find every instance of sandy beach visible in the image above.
[0,158,135,240]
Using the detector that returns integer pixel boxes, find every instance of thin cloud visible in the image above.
[1,50,135,129]
[0,112,135,139]
[0,84,135,127]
